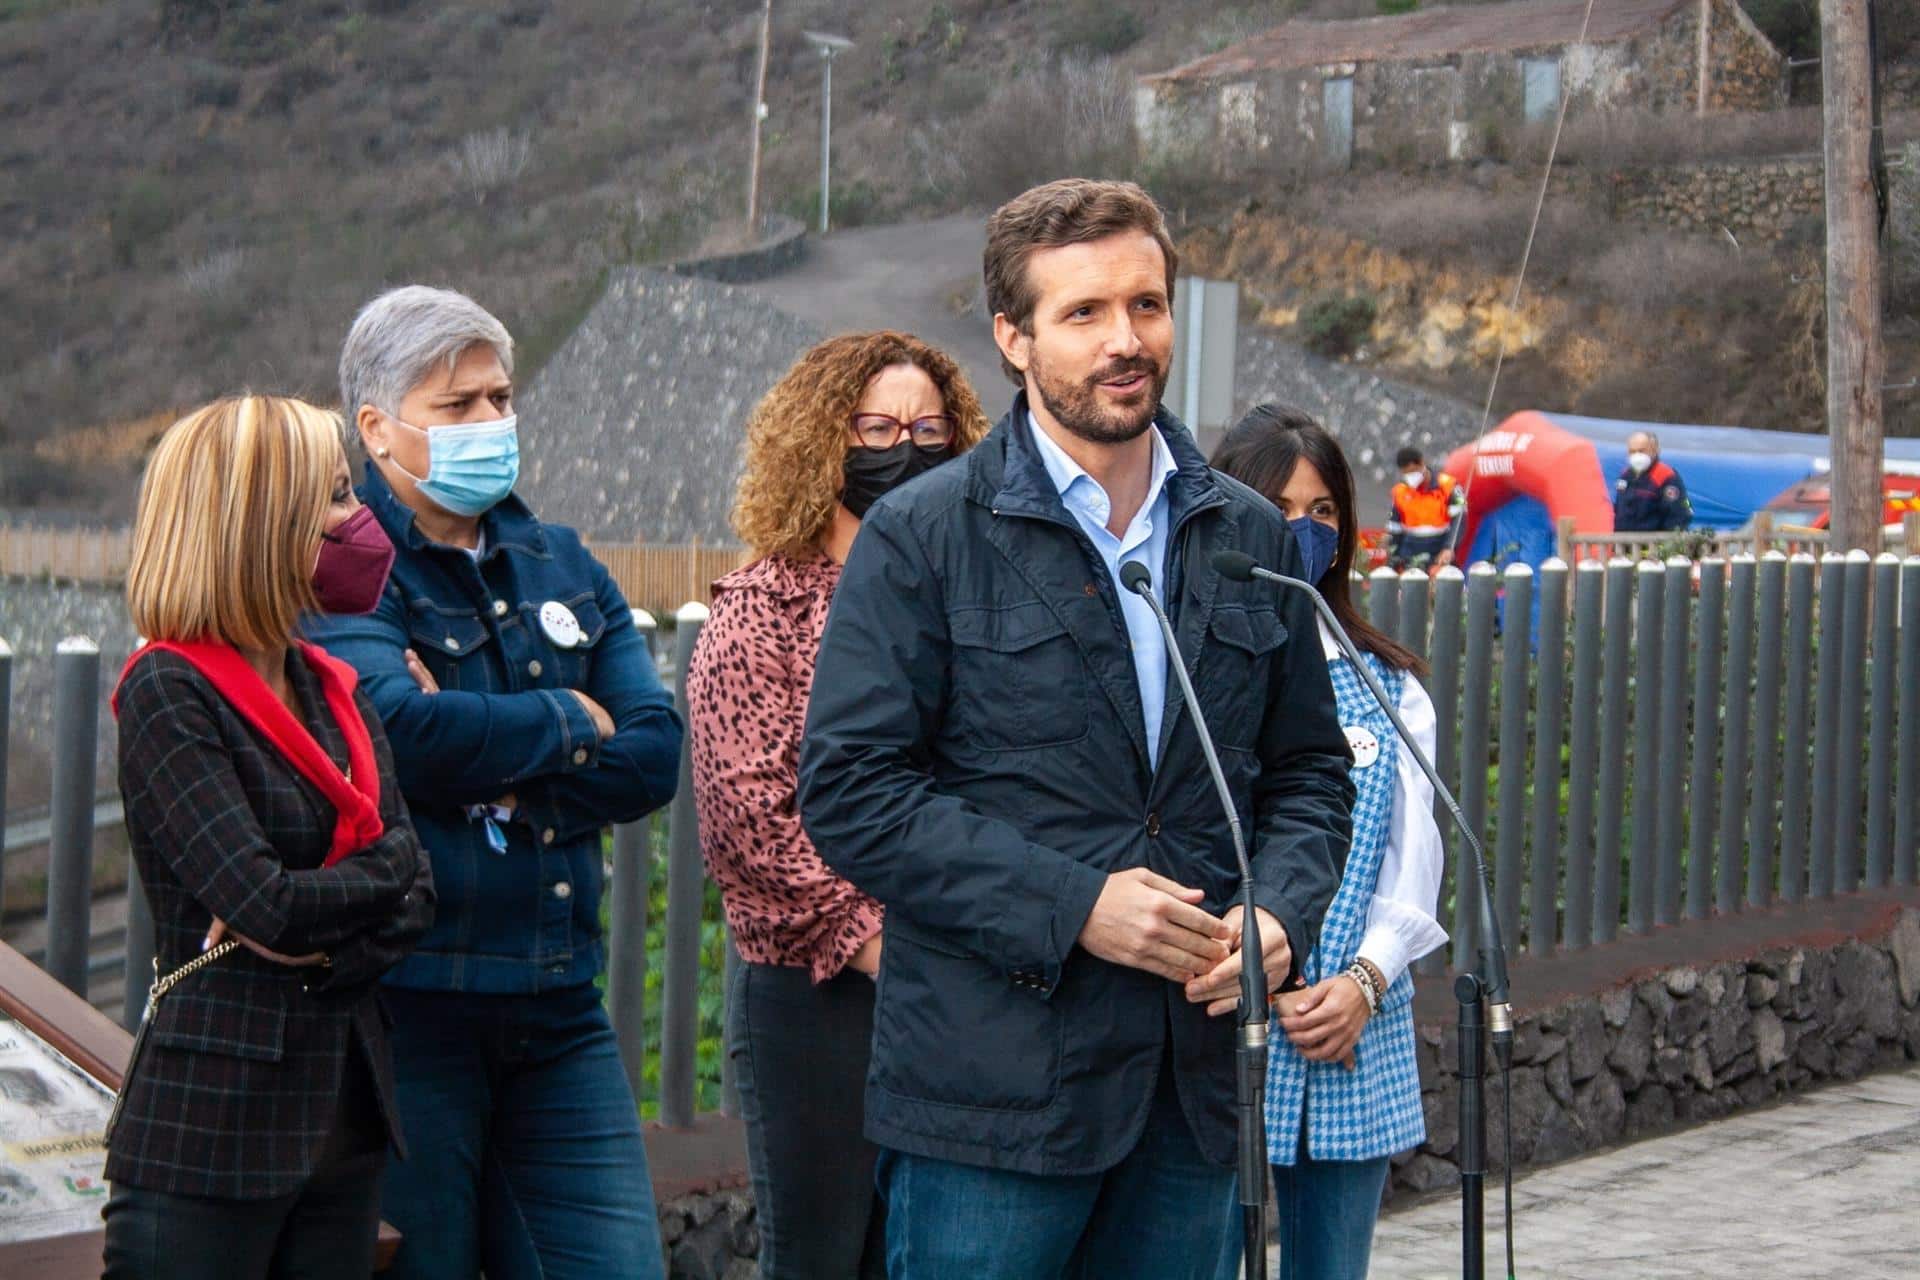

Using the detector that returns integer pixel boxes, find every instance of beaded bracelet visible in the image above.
[1343,962,1381,1015]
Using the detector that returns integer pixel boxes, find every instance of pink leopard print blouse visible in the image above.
[686,549,883,982]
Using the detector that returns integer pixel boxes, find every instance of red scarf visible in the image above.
[113,641,383,867]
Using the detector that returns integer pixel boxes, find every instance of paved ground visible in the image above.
[739,214,1007,402]
[1361,1063,1920,1278]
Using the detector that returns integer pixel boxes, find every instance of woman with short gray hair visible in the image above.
[306,285,681,1280]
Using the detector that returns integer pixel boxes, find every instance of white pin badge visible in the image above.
[539,601,583,649]
[1344,725,1381,770]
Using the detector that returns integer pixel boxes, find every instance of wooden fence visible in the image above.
[0,521,745,621]
[0,524,131,583]
[1558,511,1920,564]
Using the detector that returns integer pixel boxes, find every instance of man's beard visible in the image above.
[1030,350,1166,446]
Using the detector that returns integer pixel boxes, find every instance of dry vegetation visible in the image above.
[0,0,1914,513]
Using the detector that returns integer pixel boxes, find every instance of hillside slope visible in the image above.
[1,0,1912,514]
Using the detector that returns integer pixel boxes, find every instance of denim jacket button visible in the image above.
[493,599,510,617]
[445,637,460,651]
[542,828,557,845]
[572,747,589,766]
[528,660,543,678]
[553,882,572,900]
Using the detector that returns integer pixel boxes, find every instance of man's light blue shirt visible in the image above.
[1028,413,1179,770]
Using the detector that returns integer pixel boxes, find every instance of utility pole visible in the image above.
[1821,0,1885,553]
[745,0,773,234]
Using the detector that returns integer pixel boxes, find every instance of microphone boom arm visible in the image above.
[1119,561,1270,1280]
[1237,562,1512,1051]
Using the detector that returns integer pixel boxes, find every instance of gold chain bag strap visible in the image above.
[104,939,242,1143]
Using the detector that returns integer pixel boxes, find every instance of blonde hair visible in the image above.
[127,396,345,649]
[731,332,993,559]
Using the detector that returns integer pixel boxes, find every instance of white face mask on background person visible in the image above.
[1401,469,1424,488]
[1627,451,1653,474]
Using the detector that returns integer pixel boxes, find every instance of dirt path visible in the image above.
[738,214,1012,408]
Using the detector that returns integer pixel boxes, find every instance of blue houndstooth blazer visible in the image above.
[1264,651,1427,1163]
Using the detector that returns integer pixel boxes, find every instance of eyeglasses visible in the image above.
[849,413,955,450]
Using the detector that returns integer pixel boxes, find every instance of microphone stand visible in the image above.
[1119,561,1269,1280]
[1211,551,1513,1280]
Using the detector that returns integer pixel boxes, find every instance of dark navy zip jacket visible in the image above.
[798,399,1353,1174]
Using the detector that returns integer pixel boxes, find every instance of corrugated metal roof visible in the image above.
[1145,0,1690,84]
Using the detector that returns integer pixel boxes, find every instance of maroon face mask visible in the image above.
[313,506,396,614]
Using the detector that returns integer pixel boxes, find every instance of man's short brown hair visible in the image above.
[983,179,1178,385]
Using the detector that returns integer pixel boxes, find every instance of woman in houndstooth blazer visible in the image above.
[1210,406,1449,1280]
[104,397,433,1280]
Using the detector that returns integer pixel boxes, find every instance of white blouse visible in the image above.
[1318,621,1451,988]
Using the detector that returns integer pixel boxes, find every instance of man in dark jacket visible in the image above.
[1614,429,1691,532]
[797,179,1353,1277]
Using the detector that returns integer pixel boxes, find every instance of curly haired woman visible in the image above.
[685,332,991,1278]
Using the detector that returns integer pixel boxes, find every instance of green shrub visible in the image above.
[1050,0,1144,57]
[1378,0,1419,12]
[782,178,883,231]
[109,177,175,268]
[1297,293,1377,359]
[183,58,241,108]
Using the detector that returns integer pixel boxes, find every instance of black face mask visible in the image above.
[841,442,950,518]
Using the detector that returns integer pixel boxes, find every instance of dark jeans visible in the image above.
[1209,1133,1393,1280]
[102,1058,387,1280]
[728,960,887,1280]
[377,983,665,1280]
[1390,531,1450,570]
[878,1055,1236,1279]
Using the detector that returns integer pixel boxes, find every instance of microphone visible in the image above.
[1119,560,1269,1280]
[1209,549,1513,1058]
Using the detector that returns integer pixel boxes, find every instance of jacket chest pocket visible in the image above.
[1202,605,1288,749]
[947,602,1089,751]
[407,604,495,692]
[540,594,609,691]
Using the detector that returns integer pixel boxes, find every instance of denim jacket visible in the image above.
[304,465,681,994]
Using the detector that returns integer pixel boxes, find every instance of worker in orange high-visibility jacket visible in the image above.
[1386,447,1466,569]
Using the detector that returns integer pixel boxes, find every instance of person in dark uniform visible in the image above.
[1613,430,1690,532]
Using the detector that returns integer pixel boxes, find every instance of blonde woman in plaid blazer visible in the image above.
[1210,406,1449,1280]
[105,397,433,1280]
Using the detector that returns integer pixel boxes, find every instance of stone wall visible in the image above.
[1611,155,1823,241]
[668,215,808,286]
[1629,0,1786,115]
[513,268,821,543]
[1390,905,1920,1197]
[658,1189,758,1280]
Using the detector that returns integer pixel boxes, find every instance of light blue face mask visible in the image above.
[388,414,520,517]
[1287,515,1340,587]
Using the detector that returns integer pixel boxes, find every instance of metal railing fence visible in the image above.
[6,549,1919,1120]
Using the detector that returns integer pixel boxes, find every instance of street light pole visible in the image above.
[803,31,854,234]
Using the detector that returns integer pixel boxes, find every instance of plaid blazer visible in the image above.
[106,648,434,1200]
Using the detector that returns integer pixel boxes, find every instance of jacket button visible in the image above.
[542,828,557,845]
[1083,582,1098,597]
[445,637,460,651]
[1145,812,1162,837]
[528,660,543,678]
[493,600,510,617]
[572,747,589,766]
[553,882,572,899]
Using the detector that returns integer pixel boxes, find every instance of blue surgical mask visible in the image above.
[1287,516,1340,587]
[387,414,520,517]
